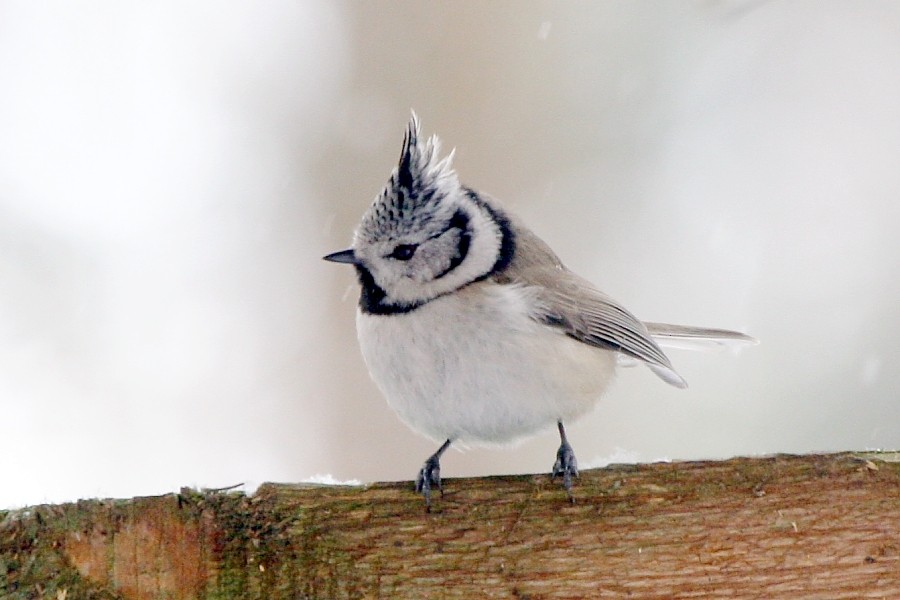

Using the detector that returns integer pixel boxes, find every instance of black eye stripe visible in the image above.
[434,209,471,280]
[420,210,469,243]
[448,209,469,231]
[388,210,470,262]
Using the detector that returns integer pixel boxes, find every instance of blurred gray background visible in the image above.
[2,1,899,508]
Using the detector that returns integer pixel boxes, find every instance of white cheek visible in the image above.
[408,255,432,283]
[411,246,445,282]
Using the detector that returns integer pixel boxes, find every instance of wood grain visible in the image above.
[1,452,897,599]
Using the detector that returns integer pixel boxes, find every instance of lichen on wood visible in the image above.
[1,452,898,599]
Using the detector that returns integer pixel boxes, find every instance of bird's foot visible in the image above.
[415,439,451,511]
[552,440,579,503]
[415,455,442,510]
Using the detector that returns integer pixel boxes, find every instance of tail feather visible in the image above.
[644,322,758,353]
[618,322,756,388]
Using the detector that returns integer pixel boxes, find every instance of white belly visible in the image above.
[356,283,617,445]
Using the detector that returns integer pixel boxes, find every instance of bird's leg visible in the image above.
[415,439,451,510]
[551,420,579,503]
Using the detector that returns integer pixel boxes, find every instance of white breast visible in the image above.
[356,282,617,446]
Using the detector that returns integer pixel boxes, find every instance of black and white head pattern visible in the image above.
[351,113,514,314]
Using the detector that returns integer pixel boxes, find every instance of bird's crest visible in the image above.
[356,112,459,243]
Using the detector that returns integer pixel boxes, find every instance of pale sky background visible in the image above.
[2,1,899,508]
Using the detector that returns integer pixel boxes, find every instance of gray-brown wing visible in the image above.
[493,220,686,388]
[530,268,687,388]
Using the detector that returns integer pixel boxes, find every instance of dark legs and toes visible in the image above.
[416,438,451,510]
[551,420,579,502]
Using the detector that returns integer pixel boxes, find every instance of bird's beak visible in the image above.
[323,249,360,265]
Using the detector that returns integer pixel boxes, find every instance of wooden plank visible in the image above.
[1,452,897,599]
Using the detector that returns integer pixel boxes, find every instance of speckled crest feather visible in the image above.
[355,112,459,244]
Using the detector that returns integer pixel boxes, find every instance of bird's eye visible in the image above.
[390,244,418,261]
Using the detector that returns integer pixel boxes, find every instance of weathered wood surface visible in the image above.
[1,452,898,599]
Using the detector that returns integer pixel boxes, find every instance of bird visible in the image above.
[324,113,755,508]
